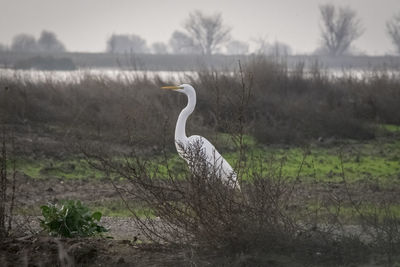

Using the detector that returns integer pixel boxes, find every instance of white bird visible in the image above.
[161,84,240,189]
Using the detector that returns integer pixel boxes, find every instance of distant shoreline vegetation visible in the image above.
[0,51,400,71]
[13,55,76,71]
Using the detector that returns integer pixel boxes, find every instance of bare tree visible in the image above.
[318,4,364,56]
[37,30,66,52]
[226,40,249,55]
[387,12,400,54]
[106,34,148,54]
[151,42,168,54]
[11,34,38,52]
[169,31,199,54]
[180,10,231,55]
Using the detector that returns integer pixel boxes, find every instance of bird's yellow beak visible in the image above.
[161,85,183,90]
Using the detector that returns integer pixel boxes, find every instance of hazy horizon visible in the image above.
[1,0,399,55]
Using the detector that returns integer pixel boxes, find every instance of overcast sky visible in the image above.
[1,0,399,54]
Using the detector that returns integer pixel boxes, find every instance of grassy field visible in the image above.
[15,129,400,184]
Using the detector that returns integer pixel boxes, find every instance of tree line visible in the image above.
[1,5,400,56]
[2,31,66,53]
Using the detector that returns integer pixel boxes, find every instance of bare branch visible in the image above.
[387,12,400,54]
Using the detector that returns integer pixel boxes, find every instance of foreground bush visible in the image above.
[85,139,382,265]
[40,200,107,237]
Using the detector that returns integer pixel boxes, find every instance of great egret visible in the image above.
[161,84,240,189]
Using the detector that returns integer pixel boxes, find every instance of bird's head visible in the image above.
[161,84,195,95]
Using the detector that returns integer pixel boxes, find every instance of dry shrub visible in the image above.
[88,141,296,250]
[0,127,16,238]
[362,202,400,264]
[342,177,400,264]
[192,56,400,144]
[83,139,374,265]
[1,56,400,154]
[0,72,183,154]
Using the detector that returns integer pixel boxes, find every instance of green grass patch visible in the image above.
[211,133,257,148]
[308,202,400,224]
[244,138,399,183]
[15,200,155,218]
[89,200,155,218]
[226,138,400,183]
[135,136,400,184]
[381,124,400,133]
[16,158,104,179]
[14,134,400,184]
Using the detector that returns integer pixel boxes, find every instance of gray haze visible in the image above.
[0,0,398,54]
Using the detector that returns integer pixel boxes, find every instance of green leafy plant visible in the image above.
[40,200,108,237]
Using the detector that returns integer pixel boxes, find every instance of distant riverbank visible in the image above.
[1,51,399,71]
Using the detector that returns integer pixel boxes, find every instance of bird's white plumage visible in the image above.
[162,84,240,189]
[187,135,238,187]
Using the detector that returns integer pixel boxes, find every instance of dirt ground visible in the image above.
[2,174,211,266]
[2,166,400,266]
[0,236,205,267]
[15,175,116,206]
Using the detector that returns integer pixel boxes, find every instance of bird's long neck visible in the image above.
[175,90,196,144]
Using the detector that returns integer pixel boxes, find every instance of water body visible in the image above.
[0,68,398,83]
[0,68,198,83]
